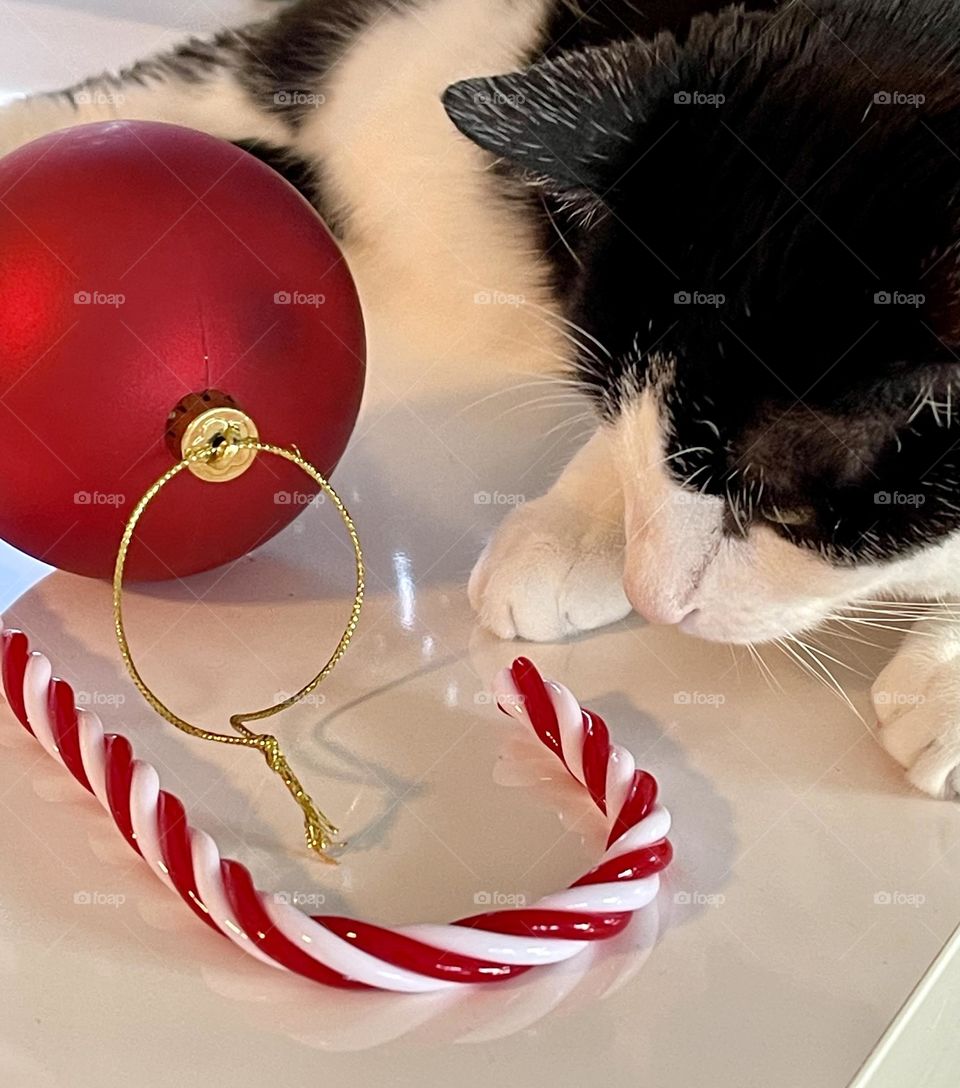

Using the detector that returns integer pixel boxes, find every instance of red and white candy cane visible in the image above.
[1,622,672,993]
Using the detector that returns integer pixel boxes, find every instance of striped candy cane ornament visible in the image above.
[1,625,672,993]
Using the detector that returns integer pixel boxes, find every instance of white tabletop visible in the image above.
[0,5,957,1087]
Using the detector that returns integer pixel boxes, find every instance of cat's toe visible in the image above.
[874,663,960,799]
[906,736,960,800]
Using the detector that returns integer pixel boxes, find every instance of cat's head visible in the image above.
[444,0,960,643]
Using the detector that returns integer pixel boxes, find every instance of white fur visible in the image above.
[300,0,563,367]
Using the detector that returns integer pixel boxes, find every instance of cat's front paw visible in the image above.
[873,643,960,799]
[469,498,630,641]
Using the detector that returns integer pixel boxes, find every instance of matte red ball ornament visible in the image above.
[0,120,365,580]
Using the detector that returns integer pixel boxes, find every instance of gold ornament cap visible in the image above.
[180,406,260,482]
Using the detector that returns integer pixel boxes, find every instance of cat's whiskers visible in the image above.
[455,374,590,418]
[744,641,782,694]
[773,635,829,694]
[850,600,960,621]
[724,479,746,536]
[524,301,613,359]
[680,462,712,488]
[538,192,583,270]
[838,603,960,636]
[804,633,872,681]
[840,618,931,638]
[522,304,621,390]
[822,619,889,652]
[493,393,594,418]
[820,599,960,643]
[526,310,609,373]
[773,634,868,726]
[541,413,597,442]
[660,445,713,467]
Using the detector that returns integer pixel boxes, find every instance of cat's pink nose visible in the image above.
[635,601,697,627]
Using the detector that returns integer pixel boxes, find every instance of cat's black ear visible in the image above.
[442,45,647,195]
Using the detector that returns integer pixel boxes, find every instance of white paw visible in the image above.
[873,646,960,799]
[469,498,630,641]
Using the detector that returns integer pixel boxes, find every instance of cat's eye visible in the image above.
[765,506,815,528]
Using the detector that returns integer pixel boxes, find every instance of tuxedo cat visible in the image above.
[3,0,960,798]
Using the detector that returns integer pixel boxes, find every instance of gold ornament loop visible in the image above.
[112,434,364,862]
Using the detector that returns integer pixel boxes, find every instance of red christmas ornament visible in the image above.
[0,120,365,580]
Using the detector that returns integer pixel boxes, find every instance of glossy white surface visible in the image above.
[0,4,958,1086]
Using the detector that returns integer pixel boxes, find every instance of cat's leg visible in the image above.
[470,428,630,641]
[0,26,297,159]
[873,615,960,798]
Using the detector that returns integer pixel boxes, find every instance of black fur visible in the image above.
[539,0,780,59]
[230,139,330,219]
[444,0,960,566]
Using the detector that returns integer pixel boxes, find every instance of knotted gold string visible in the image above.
[112,436,364,862]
